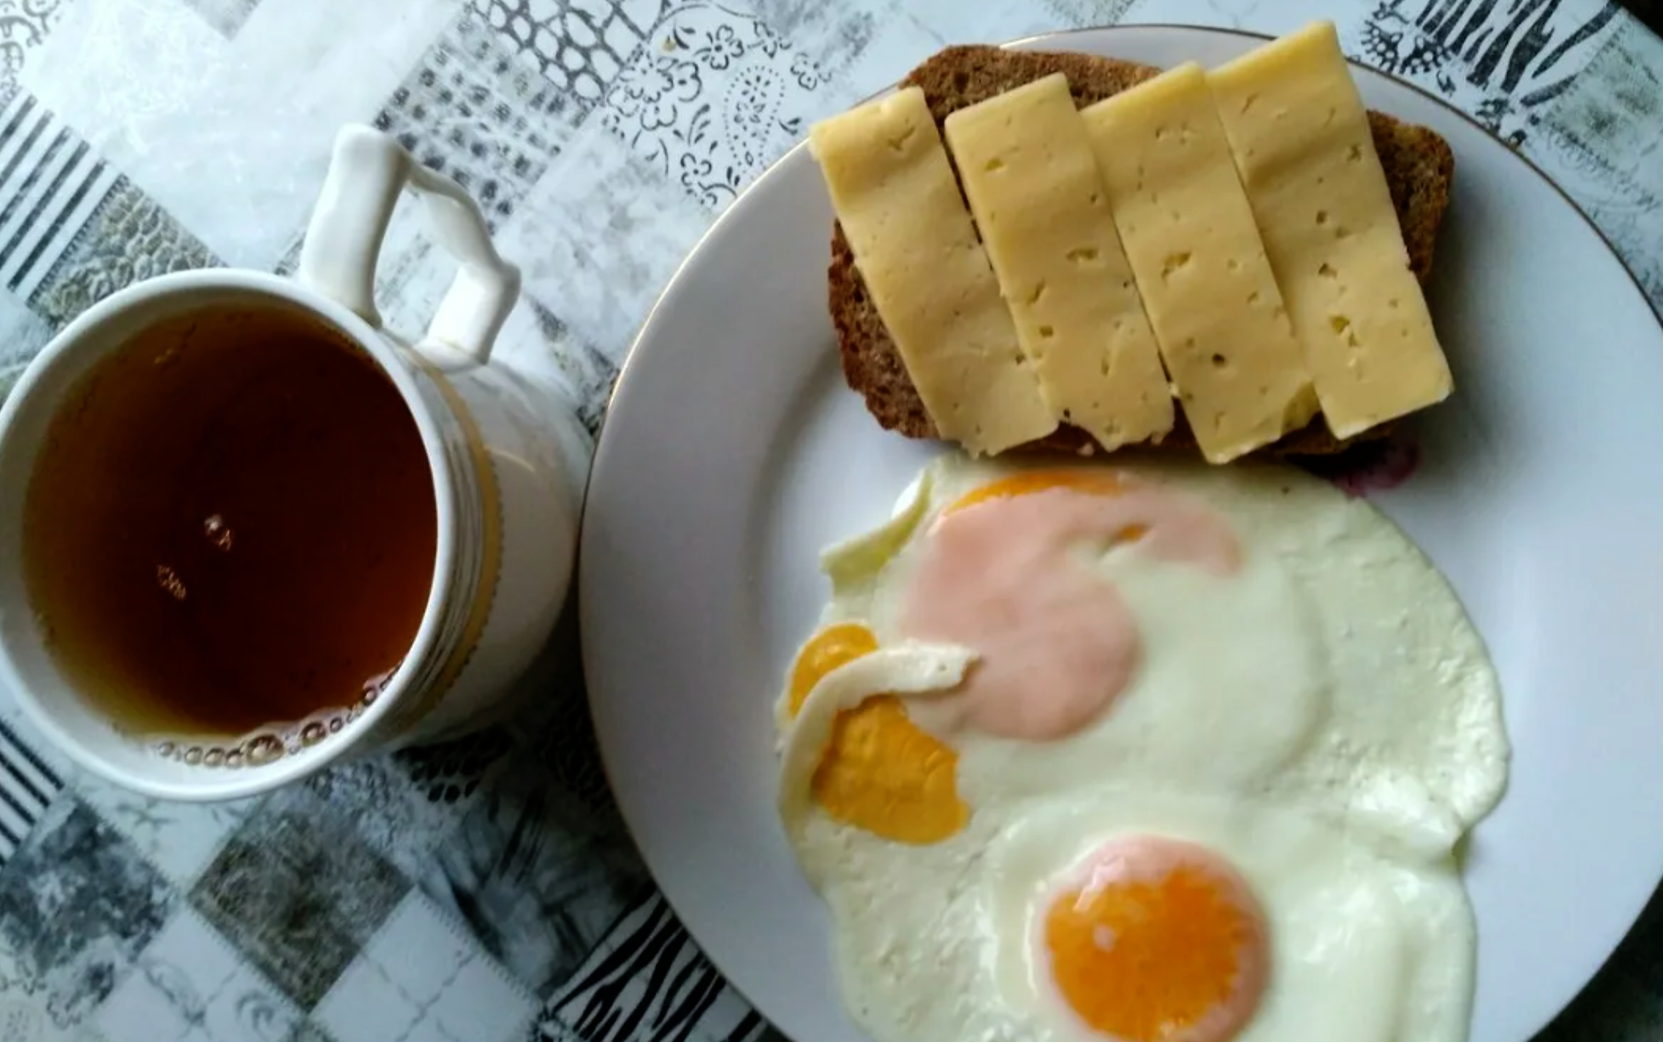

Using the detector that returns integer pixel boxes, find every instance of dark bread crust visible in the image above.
[829,45,1455,458]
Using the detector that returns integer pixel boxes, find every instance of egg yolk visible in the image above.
[787,624,968,844]
[788,622,878,715]
[947,471,1148,542]
[1044,837,1268,1042]
[948,470,1128,511]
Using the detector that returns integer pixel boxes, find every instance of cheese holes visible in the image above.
[1160,252,1193,279]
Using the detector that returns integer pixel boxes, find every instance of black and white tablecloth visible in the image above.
[0,0,1658,1039]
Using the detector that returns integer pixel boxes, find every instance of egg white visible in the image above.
[777,453,1510,1042]
[777,640,980,887]
[986,788,1477,1042]
[814,453,1508,853]
[785,783,1475,1041]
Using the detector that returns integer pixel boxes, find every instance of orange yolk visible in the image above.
[788,622,877,716]
[1044,837,1268,1042]
[946,471,1147,542]
[787,624,968,844]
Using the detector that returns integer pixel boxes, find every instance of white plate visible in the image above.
[580,24,1663,1042]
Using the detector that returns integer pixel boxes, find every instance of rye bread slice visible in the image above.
[828,45,1456,458]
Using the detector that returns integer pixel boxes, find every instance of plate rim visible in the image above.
[578,21,1663,1040]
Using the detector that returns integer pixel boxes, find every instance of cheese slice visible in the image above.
[944,73,1174,450]
[1081,63,1317,463]
[809,88,1056,457]
[1209,22,1453,438]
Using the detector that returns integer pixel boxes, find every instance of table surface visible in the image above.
[0,0,1659,1040]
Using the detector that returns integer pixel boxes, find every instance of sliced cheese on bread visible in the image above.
[943,73,1174,451]
[1082,62,1318,464]
[1210,22,1453,439]
[809,87,1056,457]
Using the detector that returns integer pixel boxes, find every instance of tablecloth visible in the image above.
[0,0,1658,1040]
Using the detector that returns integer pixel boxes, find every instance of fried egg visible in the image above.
[773,453,1509,1041]
[780,454,1508,853]
[989,793,1478,1041]
[789,784,1477,1040]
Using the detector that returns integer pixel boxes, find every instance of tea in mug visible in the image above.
[22,302,437,752]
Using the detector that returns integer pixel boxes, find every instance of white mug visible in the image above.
[0,125,591,801]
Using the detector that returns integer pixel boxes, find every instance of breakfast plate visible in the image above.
[580,24,1663,1042]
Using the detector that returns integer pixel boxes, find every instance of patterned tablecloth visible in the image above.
[0,0,1658,1040]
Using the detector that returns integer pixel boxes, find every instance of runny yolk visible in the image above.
[1044,837,1269,1042]
[787,624,968,844]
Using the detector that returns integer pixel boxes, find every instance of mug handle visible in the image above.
[297,125,521,364]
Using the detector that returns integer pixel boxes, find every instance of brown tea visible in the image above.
[22,302,438,743]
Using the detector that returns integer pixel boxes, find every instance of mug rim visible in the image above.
[0,267,463,801]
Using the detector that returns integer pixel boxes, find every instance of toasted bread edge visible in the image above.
[828,44,1456,459]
